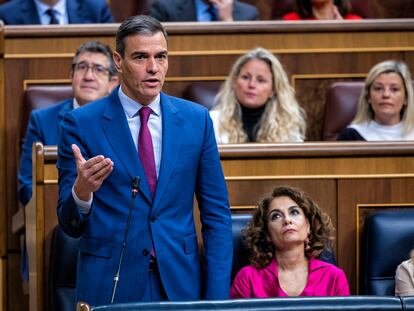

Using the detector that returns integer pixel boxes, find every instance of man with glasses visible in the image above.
[18,41,118,207]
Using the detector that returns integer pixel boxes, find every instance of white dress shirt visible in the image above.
[34,0,68,25]
[74,86,163,213]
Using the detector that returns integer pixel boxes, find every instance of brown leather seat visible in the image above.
[20,85,73,146]
[323,82,363,141]
[182,81,223,110]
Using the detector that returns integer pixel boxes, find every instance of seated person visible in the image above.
[283,0,362,20]
[18,41,118,207]
[210,47,306,143]
[0,0,113,25]
[395,249,414,296]
[231,185,350,298]
[148,0,258,22]
[337,60,414,141]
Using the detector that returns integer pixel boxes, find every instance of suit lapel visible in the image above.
[57,99,74,135]
[66,0,85,23]
[24,0,41,24]
[153,93,183,209]
[102,89,153,203]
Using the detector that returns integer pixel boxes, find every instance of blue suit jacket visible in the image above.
[0,0,112,25]
[57,89,232,305]
[18,99,73,206]
[149,0,258,22]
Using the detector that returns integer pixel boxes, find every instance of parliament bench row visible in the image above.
[21,80,414,147]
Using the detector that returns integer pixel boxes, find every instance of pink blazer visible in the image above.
[231,257,350,298]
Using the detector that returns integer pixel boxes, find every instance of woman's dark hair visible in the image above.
[295,0,351,18]
[244,186,335,269]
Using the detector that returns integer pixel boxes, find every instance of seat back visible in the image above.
[361,209,414,295]
[182,81,222,110]
[323,82,363,141]
[48,225,79,311]
[21,85,73,145]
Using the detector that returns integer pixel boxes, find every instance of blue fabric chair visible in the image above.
[360,209,414,295]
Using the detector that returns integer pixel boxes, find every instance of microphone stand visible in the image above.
[110,176,140,304]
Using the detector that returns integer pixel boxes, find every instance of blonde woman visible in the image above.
[338,60,414,141]
[211,48,306,143]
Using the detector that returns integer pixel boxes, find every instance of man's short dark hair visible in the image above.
[116,15,167,57]
[72,41,117,77]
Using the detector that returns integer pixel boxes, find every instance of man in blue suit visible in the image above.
[57,15,232,306]
[0,0,112,25]
[149,0,258,22]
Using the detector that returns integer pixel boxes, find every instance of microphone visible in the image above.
[110,176,140,304]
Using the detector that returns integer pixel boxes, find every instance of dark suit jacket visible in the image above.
[149,0,258,21]
[57,88,232,305]
[0,0,112,25]
[18,99,73,206]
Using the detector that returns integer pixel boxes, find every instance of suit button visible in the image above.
[150,216,157,222]
[142,249,149,256]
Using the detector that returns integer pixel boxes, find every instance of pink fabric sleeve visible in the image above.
[230,267,252,298]
[335,268,351,296]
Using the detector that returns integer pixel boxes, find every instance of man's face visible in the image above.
[113,32,168,105]
[71,52,116,106]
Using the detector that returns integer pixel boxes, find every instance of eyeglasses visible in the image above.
[73,61,110,78]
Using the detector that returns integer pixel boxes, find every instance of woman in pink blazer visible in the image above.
[231,186,350,298]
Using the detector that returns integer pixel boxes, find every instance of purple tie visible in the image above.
[138,107,157,197]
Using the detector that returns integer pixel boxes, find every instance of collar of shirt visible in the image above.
[34,0,68,25]
[195,0,217,21]
[72,98,80,109]
[118,86,161,118]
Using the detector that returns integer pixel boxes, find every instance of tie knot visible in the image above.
[139,107,152,123]
[46,8,59,24]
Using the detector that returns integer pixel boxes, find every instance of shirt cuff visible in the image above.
[72,186,93,214]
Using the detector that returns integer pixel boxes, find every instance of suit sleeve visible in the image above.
[196,110,233,299]
[57,112,91,238]
[18,113,43,206]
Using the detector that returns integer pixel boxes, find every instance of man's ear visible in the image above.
[113,51,122,73]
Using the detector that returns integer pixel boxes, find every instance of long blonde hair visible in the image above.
[213,48,306,143]
[352,60,414,134]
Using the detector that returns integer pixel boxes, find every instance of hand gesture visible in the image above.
[332,5,344,20]
[210,0,233,21]
[72,144,113,201]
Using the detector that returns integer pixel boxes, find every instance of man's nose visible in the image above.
[147,57,158,73]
